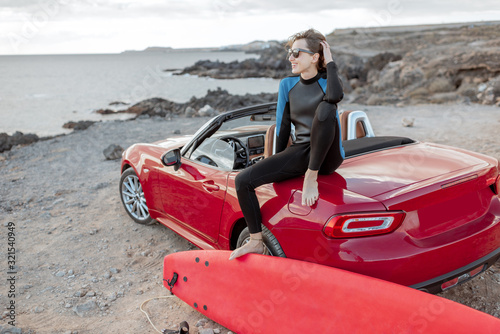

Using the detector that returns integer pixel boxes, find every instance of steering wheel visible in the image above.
[194,154,218,167]
[221,136,249,169]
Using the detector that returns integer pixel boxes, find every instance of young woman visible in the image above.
[229,29,344,260]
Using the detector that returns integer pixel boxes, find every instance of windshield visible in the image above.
[190,138,235,171]
[185,109,276,170]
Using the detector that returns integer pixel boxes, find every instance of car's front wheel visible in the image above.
[120,168,154,225]
[236,226,286,257]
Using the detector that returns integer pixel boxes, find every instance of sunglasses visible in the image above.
[287,48,315,58]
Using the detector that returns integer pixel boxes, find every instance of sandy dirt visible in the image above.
[1,101,500,333]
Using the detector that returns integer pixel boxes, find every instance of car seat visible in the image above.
[263,110,375,158]
[339,110,370,141]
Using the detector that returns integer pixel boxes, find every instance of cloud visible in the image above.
[0,0,39,9]
[3,0,499,20]
[176,0,500,16]
[1,0,499,54]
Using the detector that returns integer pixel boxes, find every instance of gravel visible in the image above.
[0,102,499,333]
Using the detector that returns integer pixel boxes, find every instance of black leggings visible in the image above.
[235,101,343,234]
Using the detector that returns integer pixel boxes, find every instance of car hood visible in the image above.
[334,142,498,203]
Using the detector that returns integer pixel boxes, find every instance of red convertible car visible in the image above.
[120,103,500,294]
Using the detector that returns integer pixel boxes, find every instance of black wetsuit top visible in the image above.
[275,61,344,158]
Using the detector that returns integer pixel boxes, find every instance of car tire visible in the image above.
[236,226,286,257]
[120,168,155,225]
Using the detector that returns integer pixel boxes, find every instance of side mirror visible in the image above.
[161,149,182,171]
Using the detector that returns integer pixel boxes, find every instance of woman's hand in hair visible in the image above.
[320,40,333,66]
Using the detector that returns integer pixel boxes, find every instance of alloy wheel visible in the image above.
[121,174,150,221]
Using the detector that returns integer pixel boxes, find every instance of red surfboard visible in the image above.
[163,250,500,333]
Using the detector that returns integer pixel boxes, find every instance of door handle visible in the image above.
[202,182,220,192]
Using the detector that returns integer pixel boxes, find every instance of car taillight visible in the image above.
[494,175,500,195]
[323,211,405,238]
[488,174,500,195]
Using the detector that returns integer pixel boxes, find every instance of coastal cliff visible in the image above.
[177,21,500,107]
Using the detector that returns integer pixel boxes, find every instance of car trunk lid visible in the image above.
[338,142,499,239]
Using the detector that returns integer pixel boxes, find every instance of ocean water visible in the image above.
[0,51,280,136]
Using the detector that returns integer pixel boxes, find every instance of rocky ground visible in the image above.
[1,100,500,333]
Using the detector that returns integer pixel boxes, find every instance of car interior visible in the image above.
[189,110,416,170]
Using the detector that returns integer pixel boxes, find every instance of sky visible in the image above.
[1,0,499,55]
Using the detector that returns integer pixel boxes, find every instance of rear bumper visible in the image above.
[411,246,500,294]
[274,200,500,293]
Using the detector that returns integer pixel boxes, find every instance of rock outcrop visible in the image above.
[0,131,40,153]
[63,120,97,131]
[325,23,500,106]
[175,43,291,79]
[115,88,277,118]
